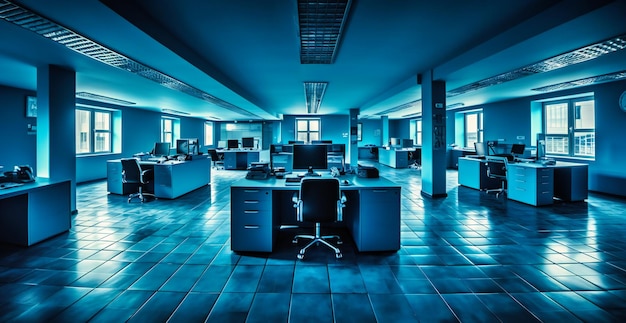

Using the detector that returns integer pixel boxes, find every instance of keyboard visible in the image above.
[284,176,302,185]
[0,182,23,189]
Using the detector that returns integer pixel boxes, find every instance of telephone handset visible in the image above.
[4,165,35,183]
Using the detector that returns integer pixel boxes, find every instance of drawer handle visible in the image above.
[244,225,260,229]
[372,190,387,193]
[244,190,259,193]
[244,200,259,204]
[244,210,259,214]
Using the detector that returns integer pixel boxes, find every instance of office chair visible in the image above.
[121,158,155,202]
[207,149,224,169]
[409,148,421,169]
[485,156,508,198]
[292,178,347,259]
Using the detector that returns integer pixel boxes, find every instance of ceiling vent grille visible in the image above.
[447,34,626,97]
[303,82,328,113]
[297,0,352,64]
[0,0,260,119]
[532,70,626,92]
[76,92,135,105]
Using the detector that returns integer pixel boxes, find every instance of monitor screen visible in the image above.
[153,142,170,156]
[176,139,189,155]
[390,138,400,147]
[401,139,414,148]
[474,142,487,156]
[242,137,254,149]
[187,138,199,155]
[227,139,239,149]
[511,144,526,155]
[292,144,328,172]
[217,140,226,149]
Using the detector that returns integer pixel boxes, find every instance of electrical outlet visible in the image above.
[516,135,525,140]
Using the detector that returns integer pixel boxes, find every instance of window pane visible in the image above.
[574,132,595,157]
[76,110,91,153]
[94,111,110,130]
[94,132,110,153]
[297,133,308,142]
[309,132,319,141]
[546,135,568,154]
[574,100,594,130]
[204,122,213,146]
[163,119,172,132]
[465,113,478,148]
[297,120,308,131]
[546,103,568,134]
[309,120,319,131]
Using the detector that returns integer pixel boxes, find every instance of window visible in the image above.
[75,107,112,154]
[544,97,595,158]
[296,118,320,143]
[410,119,423,146]
[204,121,214,147]
[161,117,180,146]
[465,111,483,148]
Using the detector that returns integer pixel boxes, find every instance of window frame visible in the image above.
[295,118,321,143]
[75,106,113,155]
[464,111,483,149]
[543,96,595,158]
[204,121,214,147]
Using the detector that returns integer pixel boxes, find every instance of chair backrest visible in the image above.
[485,156,508,178]
[208,149,220,160]
[120,158,142,183]
[298,178,341,223]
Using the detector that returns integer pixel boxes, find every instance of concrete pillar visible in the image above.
[349,108,359,169]
[421,70,447,198]
[37,65,77,212]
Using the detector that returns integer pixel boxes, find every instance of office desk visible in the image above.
[458,157,502,190]
[107,156,210,199]
[378,148,410,168]
[220,149,260,170]
[0,179,71,246]
[230,175,401,253]
[507,161,588,206]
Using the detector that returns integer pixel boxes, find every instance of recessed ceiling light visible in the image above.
[297,0,352,64]
[303,82,328,113]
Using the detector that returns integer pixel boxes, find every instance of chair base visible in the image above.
[128,188,155,203]
[292,223,342,259]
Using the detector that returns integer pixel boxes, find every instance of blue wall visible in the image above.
[0,84,209,184]
[359,119,382,146]
[448,79,626,197]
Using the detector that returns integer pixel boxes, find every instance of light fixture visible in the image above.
[0,0,261,119]
[297,0,352,64]
[448,34,626,97]
[162,108,190,116]
[375,99,421,116]
[76,92,135,105]
[446,102,465,109]
[532,70,626,92]
[304,82,328,113]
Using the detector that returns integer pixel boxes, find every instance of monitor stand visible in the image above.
[304,166,321,177]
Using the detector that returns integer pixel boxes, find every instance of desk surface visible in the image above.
[232,174,399,190]
[0,178,68,199]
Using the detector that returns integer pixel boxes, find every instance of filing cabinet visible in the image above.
[508,164,554,206]
[231,187,273,252]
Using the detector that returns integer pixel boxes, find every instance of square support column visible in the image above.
[421,70,447,198]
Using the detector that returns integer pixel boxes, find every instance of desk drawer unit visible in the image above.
[508,165,553,206]
[354,188,401,251]
[231,188,273,252]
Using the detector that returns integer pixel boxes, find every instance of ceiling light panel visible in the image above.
[375,100,422,116]
[448,34,626,97]
[0,0,260,119]
[298,0,352,64]
[76,92,135,105]
[303,82,328,113]
[532,70,626,92]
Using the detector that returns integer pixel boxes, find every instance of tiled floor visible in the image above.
[2,163,626,322]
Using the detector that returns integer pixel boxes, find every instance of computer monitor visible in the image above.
[390,138,400,147]
[288,140,304,144]
[217,140,226,149]
[227,139,239,149]
[474,142,487,157]
[401,139,414,148]
[511,144,526,156]
[153,142,170,156]
[187,138,199,155]
[176,139,189,155]
[292,144,328,174]
[242,137,255,149]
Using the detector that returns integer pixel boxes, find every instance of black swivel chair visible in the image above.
[208,149,224,169]
[292,178,347,259]
[485,156,508,198]
[121,158,154,202]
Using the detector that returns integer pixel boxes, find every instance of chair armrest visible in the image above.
[140,168,154,184]
[121,170,127,183]
[292,192,299,206]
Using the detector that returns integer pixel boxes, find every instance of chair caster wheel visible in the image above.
[292,239,298,244]
[297,254,305,260]
[335,253,342,259]
[337,240,343,245]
